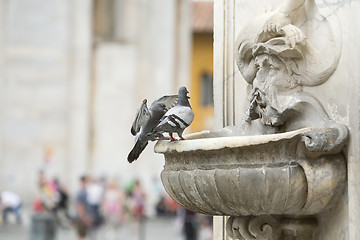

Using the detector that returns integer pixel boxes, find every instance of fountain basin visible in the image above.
[155,127,346,216]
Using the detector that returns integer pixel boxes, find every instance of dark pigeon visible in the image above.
[128,95,178,163]
[152,86,194,141]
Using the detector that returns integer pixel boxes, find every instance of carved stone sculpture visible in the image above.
[226,215,280,240]
[155,0,347,239]
[236,0,341,133]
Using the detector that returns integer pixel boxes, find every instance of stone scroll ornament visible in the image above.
[226,215,280,240]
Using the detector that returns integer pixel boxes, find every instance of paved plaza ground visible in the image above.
[0,213,184,240]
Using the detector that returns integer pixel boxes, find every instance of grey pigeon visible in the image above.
[152,86,194,141]
[128,95,178,163]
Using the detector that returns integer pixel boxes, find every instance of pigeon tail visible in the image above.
[127,140,148,163]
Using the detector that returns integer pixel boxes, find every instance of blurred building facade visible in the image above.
[0,0,194,212]
[189,1,214,133]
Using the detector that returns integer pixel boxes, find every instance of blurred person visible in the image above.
[131,180,146,240]
[102,179,125,226]
[183,208,198,240]
[86,177,104,228]
[155,195,166,216]
[125,180,136,197]
[156,194,179,216]
[52,178,70,227]
[174,207,184,235]
[33,197,43,212]
[132,180,146,221]
[74,176,92,240]
[53,179,69,216]
[198,215,213,240]
[165,194,179,215]
[0,191,22,224]
[37,170,57,211]
[123,188,134,222]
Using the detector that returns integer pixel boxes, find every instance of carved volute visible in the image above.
[155,0,347,239]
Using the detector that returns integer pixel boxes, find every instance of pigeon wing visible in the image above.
[131,99,151,136]
[155,106,194,132]
[150,95,178,111]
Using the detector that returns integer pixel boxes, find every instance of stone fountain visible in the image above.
[155,0,349,239]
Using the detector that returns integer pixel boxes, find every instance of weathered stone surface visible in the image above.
[156,0,352,239]
[226,215,281,240]
[156,127,346,217]
[226,216,318,240]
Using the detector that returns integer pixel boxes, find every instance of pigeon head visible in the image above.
[177,86,191,107]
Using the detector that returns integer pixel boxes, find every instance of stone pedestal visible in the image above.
[212,0,359,239]
[156,0,360,239]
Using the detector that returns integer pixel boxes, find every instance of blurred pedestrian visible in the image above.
[198,215,212,240]
[53,178,70,227]
[131,180,146,240]
[74,176,92,240]
[0,191,22,225]
[87,177,104,228]
[155,196,166,216]
[132,180,146,221]
[37,170,57,211]
[165,195,179,215]
[102,179,125,226]
[183,209,198,240]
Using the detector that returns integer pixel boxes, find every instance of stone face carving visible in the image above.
[155,0,347,239]
[236,0,341,88]
[235,0,341,133]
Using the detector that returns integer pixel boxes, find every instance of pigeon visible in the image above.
[152,86,194,141]
[128,95,178,163]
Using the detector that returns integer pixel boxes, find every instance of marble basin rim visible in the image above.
[155,127,322,154]
[154,127,346,217]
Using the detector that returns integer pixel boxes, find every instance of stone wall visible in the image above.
[213,0,360,239]
[0,0,84,199]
